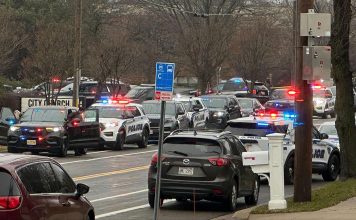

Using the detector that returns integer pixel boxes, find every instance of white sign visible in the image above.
[21,97,73,112]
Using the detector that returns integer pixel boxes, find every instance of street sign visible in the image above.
[155,62,175,101]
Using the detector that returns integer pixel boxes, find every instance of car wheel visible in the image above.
[245,175,260,205]
[284,156,294,185]
[148,193,155,208]
[322,154,340,181]
[112,130,125,151]
[74,148,87,156]
[138,128,149,148]
[58,140,68,157]
[330,112,336,118]
[8,146,18,153]
[322,112,328,119]
[225,180,238,211]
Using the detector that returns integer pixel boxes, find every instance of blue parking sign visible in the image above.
[155,62,175,100]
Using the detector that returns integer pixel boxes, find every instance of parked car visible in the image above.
[201,95,242,129]
[147,130,260,211]
[142,100,190,141]
[0,154,94,220]
[0,107,17,145]
[173,96,209,128]
[236,98,264,117]
[218,78,249,97]
[313,87,335,118]
[125,85,155,103]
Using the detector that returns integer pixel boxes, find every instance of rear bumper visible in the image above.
[148,177,232,200]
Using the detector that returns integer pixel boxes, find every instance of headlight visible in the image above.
[10,126,19,132]
[105,122,119,127]
[213,112,224,117]
[46,127,62,132]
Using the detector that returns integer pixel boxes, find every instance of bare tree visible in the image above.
[331,0,356,179]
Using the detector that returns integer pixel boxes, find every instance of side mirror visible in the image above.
[76,183,89,196]
[321,133,329,140]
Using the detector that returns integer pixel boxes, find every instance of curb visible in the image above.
[232,207,254,220]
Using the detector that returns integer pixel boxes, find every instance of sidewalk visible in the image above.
[230,197,356,220]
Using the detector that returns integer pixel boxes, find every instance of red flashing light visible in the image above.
[71,118,81,127]
[312,85,322,89]
[270,113,277,118]
[52,77,60,83]
[287,90,297,96]
[38,137,44,141]
[0,196,21,209]
[118,100,129,104]
[36,128,43,132]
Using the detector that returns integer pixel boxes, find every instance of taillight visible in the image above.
[208,158,229,167]
[0,196,21,209]
[151,153,165,166]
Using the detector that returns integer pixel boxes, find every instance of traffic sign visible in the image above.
[155,62,175,101]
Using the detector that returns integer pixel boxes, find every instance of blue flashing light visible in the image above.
[257,122,270,127]
[283,111,297,120]
[294,122,304,127]
[234,79,241,83]
[20,136,26,141]
[102,99,109,104]
[8,120,15,125]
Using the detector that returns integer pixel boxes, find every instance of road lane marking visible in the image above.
[61,150,157,165]
[95,200,174,219]
[91,189,148,203]
[86,150,110,155]
[73,165,149,181]
[96,204,149,219]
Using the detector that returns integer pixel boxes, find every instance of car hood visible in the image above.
[146,114,176,120]
[99,118,123,123]
[209,109,227,114]
[16,121,63,127]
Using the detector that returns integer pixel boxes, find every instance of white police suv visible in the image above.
[89,99,150,150]
[173,96,209,128]
[313,87,335,119]
[225,115,340,184]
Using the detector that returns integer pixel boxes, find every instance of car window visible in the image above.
[17,162,58,194]
[138,106,146,115]
[231,136,247,154]
[0,170,21,197]
[1,108,14,123]
[225,137,240,155]
[163,138,222,156]
[50,163,76,193]
[177,104,185,114]
[312,127,320,139]
[131,107,141,117]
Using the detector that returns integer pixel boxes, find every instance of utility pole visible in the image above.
[294,0,314,202]
[73,0,82,107]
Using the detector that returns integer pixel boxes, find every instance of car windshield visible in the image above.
[21,108,66,122]
[163,137,222,156]
[142,103,176,116]
[237,99,253,109]
[271,89,292,100]
[319,124,337,136]
[126,87,151,99]
[202,97,227,109]
[313,89,331,98]
[225,122,289,136]
[222,81,247,91]
[90,106,125,119]
[181,101,193,111]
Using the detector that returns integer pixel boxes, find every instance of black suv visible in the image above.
[147,130,259,211]
[142,100,190,141]
[7,106,101,157]
[201,95,242,129]
[125,85,155,103]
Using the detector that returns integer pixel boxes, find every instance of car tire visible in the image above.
[138,128,149,148]
[74,148,87,156]
[225,180,238,211]
[148,193,155,208]
[112,130,125,151]
[322,154,340,181]
[57,140,68,157]
[330,112,336,118]
[322,113,328,119]
[245,175,260,205]
[284,156,294,185]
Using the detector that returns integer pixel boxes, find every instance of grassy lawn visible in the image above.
[252,179,356,214]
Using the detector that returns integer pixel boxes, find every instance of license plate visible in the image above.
[178,167,194,176]
[27,140,36,146]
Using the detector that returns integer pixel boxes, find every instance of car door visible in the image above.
[228,98,240,119]
[125,106,143,141]
[192,100,206,128]
[50,162,86,220]
[67,109,100,148]
[176,103,189,129]
[17,162,66,220]
[0,107,16,145]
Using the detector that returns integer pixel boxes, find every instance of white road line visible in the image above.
[95,200,174,219]
[61,150,157,165]
[91,189,148,203]
[86,150,110,155]
[96,204,150,219]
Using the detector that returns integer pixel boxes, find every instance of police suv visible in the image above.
[89,99,150,150]
[173,96,209,128]
[225,115,340,184]
[313,87,335,119]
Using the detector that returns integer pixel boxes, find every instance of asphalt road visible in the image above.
[43,117,334,220]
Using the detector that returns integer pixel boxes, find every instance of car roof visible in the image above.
[228,116,292,124]
[142,100,180,104]
[91,103,142,107]
[236,97,257,101]
[0,154,56,170]
[201,94,232,98]
[174,97,202,101]
[28,106,77,110]
[167,130,231,140]
[266,99,294,103]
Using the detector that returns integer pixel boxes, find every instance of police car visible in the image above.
[225,115,340,184]
[89,99,150,150]
[173,96,209,128]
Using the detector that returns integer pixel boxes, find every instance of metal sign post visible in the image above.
[153,62,175,220]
